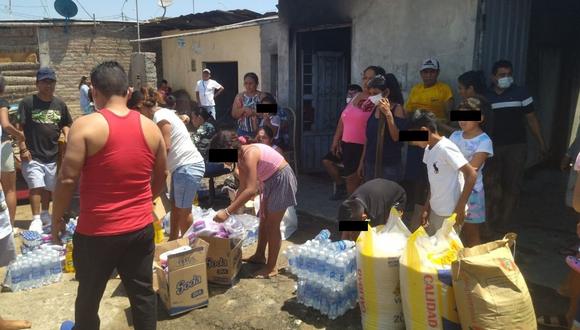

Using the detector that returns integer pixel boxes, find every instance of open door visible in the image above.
[203,62,238,127]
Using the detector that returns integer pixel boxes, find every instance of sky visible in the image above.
[0,0,278,21]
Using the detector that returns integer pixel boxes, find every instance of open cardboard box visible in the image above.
[199,236,243,286]
[153,237,209,316]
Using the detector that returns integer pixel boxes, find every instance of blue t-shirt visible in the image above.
[449,131,494,192]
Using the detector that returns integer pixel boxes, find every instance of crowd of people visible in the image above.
[0,54,576,329]
[329,58,547,249]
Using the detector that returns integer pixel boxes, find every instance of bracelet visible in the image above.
[224,207,231,216]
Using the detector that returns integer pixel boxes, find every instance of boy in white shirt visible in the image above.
[407,110,477,235]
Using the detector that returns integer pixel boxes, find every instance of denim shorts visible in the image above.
[171,162,205,209]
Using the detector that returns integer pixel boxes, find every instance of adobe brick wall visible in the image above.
[38,23,137,117]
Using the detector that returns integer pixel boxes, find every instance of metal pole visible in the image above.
[136,0,141,53]
[193,0,195,14]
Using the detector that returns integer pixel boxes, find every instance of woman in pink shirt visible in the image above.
[330,65,387,194]
[213,129,297,278]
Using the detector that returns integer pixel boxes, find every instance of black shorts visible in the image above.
[340,142,364,177]
[322,151,343,165]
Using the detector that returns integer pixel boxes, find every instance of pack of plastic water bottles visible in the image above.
[284,230,358,319]
[6,245,64,292]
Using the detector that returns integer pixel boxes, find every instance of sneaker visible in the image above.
[28,219,43,234]
[60,320,75,330]
[41,212,52,226]
[566,256,580,274]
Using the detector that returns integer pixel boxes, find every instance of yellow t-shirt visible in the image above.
[405,81,454,119]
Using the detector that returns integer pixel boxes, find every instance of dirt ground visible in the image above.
[0,172,572,330]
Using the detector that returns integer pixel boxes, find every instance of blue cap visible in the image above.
[36,67,57,81]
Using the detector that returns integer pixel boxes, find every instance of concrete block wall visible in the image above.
[38,24,136,117]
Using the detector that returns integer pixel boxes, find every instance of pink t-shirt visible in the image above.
[341,99,372,145]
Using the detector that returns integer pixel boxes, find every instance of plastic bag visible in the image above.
[400,215,463,330]
[356,209,410,330]
[254,196,298,240]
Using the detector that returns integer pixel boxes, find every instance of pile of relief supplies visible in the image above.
[4,217,78,292]
[283,210,538,330]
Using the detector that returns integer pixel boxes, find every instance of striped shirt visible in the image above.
[237,93,261,134]
[484,85,534,147]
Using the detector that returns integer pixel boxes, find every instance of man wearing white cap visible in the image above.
[406,57,454,125]
[195,68,224,120]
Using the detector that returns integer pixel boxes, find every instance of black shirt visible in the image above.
[19,95,72,163]
[0,98,9,142]
[338,179,407,227]
[484,85,534,147]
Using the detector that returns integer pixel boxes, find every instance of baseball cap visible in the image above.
[420,58,440,71]
[202,68,211,74]
[36,67,57,81]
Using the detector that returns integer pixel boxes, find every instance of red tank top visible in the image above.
[77,109,155,236]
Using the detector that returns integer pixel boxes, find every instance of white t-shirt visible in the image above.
[80,84,90,113]
[195,79,223,106]
[423,137,469,216]
[260,115,281,139]
[449,131,493,192]
[153,108,204,173]
[0,125,11,240]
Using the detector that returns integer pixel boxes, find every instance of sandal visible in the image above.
[537,315,569,328]
[558,243,579,256]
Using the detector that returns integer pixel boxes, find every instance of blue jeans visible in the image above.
[201,106,216,120]
[204,162,231,177]
[171,162,205,209]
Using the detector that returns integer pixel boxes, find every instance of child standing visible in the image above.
[449,97,493,247]
[407,110,477,235]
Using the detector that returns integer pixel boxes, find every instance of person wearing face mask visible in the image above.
[483,59,546,233]
[321,84,363,200]
[329,66,385,194]
[357,74,407,183]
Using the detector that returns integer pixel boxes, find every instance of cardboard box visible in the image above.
[153,238,209,316]
[153,194,171,222]
[200,236,243,286]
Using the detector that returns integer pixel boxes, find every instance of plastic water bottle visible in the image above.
[31,257,43,288]
[50,252,62,283]
[39,256,48,286]
[314,229,331,243]
[9,262,22,292]
[329,240,355,251]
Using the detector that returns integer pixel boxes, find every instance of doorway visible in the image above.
[296,27,351,173]
[203,62,239,127]
[526,0,580,167]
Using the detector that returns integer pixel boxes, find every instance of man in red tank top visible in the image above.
[51,61,168,330]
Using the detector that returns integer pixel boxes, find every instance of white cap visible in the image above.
[202,68,211,74]
[420,57,440,71]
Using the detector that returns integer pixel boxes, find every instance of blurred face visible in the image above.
[36,79,56,97]
[457,105,483,133]
[368,87,382,96]
[362,69,376,91]
[244,77,258,93]
[202,72,210,81]
[256,129,272,146]
[457,82,477,100]
[408,127,430,148]
[420,69,439,87]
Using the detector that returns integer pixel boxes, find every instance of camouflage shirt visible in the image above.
[191,122,216,160]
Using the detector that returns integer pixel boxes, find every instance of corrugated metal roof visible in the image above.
[142,9,277,34]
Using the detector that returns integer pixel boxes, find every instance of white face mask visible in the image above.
[497,76,514,89]
[368,94,383,105]
[346,97,352,104]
